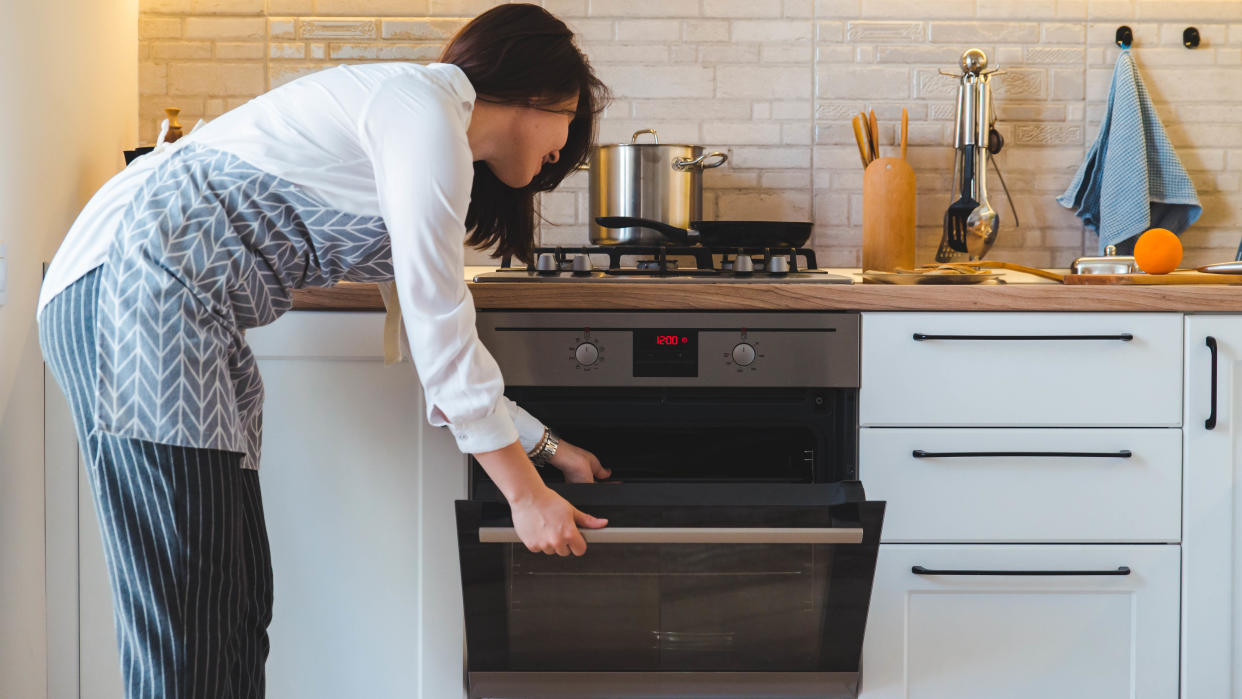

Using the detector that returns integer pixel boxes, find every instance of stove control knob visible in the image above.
[571,254,593,274]
[768,256,790,274]
[536,253,559,273]
[575,342,600,366]
[734,255,754,273]
[732,343,756,367]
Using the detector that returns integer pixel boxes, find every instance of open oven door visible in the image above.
[456,482,884,699]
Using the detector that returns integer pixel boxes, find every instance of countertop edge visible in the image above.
[290,281,1242,313]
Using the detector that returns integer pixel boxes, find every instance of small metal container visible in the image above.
[1070,245,1139,274]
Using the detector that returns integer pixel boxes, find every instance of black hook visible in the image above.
[1115,25,1132,49]
[1184,27,1200,49]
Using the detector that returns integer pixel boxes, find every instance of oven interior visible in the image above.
[469,386,859,491]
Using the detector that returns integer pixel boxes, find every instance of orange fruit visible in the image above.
[1133,228,1182,274]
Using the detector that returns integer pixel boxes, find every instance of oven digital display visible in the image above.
[634,329,698,377]
[655,334,689,346]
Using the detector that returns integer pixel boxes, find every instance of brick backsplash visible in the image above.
[139,0,1242,267]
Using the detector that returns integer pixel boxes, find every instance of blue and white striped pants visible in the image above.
[40,266,274,699]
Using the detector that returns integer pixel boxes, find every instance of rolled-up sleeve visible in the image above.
[358,75,528,455]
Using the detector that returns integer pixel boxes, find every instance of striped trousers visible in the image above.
[40,266,274,699]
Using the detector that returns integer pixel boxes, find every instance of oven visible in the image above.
[455,312,884,699]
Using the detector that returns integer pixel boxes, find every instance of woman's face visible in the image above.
[487,96,578,188]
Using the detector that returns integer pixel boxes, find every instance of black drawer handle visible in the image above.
[912,450,1133,459]
[1206,336,1218,431]
[913,333,1133,342]
[912,565,1131,577]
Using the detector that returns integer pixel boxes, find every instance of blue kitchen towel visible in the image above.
[1057,49,1201,253]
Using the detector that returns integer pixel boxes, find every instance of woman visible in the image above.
[38,4,610,697]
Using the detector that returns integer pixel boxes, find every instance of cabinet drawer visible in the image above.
[860,544,1180,699]
[860,313,1182,426]
[860,428,1181,543]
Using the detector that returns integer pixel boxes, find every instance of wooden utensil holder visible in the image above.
[862,157,916,272]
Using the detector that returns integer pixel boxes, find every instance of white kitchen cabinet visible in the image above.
[860,544,1181,699]
[860,427,1182,543]
[248,311,468,699]
[860,313,1183,427]
[56,311,470,699]
[1181,315,1242,699]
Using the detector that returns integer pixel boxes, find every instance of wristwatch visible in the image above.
[528,428,560,467]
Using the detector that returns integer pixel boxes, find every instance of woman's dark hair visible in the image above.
[440,3,609,263]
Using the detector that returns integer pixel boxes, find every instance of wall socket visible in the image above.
[0,242,7,307]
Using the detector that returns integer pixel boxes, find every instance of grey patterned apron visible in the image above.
[96,143,395,469]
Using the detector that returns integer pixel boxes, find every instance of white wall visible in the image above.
[0,1,137,697]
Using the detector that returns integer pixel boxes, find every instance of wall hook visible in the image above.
[1115,25,1133,49]
[1184,27,1201,49]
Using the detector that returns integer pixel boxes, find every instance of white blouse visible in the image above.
[38,62,546,456]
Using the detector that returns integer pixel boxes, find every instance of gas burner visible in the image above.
[473,245,852,284]
[637,259,677,272]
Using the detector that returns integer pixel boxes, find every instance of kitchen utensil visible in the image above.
[587,129,728,246]
[1063,271,1242,285]
[1070,245,1139,274]
[943,147,977,254]
[861,270,1000,285]
[869,109,880,159]
[858,111,875,163]
[1197,261,1242,274]
[935,149,964,263]
[938,49,1008,263]
[595,216,813,248]
[852,115,870,167]
[862,157,916,272]
[966,150,999,259]
[955,260,1066,282]
[900,107,908,161]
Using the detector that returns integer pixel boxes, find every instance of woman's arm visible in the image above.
[474,441,608,556]
[358,75,606,554]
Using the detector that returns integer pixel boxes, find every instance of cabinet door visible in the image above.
[860,313,1183,427]
[861,544,1180,699]
[860,427,1182,543]
[249,312,468,699]
[1182,315,1242,698]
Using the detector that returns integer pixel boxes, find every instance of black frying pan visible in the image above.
[596,216,812,248]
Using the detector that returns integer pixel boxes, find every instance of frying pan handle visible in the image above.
[594,216,690,245]
[673,151,728,171]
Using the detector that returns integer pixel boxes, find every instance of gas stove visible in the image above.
[472,245,853,284]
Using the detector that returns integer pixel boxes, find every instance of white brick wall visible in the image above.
[138,0,1242,266]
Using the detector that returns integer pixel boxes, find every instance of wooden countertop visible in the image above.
[291,268,1242,313]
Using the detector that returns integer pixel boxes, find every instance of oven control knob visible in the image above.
[575,342,600,366]
[734,255,754,274]
[732,343,756,366]
[571,254,593,274]
[536,253,559,273]
[768,255,790,274]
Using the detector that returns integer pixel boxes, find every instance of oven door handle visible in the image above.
[479,526,864,545]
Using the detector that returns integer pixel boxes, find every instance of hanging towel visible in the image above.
[1057,49,1201,253]
[377,280,411,365]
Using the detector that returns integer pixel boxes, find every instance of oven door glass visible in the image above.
[456,483,883,696]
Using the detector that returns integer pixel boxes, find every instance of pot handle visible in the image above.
[631,128,659,144]
[673,151,729,171]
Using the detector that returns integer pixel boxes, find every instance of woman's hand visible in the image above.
[473,440,608,556]
[510,486,608,556]
[547,439,611,483]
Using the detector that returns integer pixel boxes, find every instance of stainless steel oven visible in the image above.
[456,312,884,699]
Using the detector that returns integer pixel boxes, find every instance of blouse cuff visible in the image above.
[506,398,548,454]
[448,398,520,455]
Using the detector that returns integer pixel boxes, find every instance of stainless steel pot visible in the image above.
[587,129,727,245]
